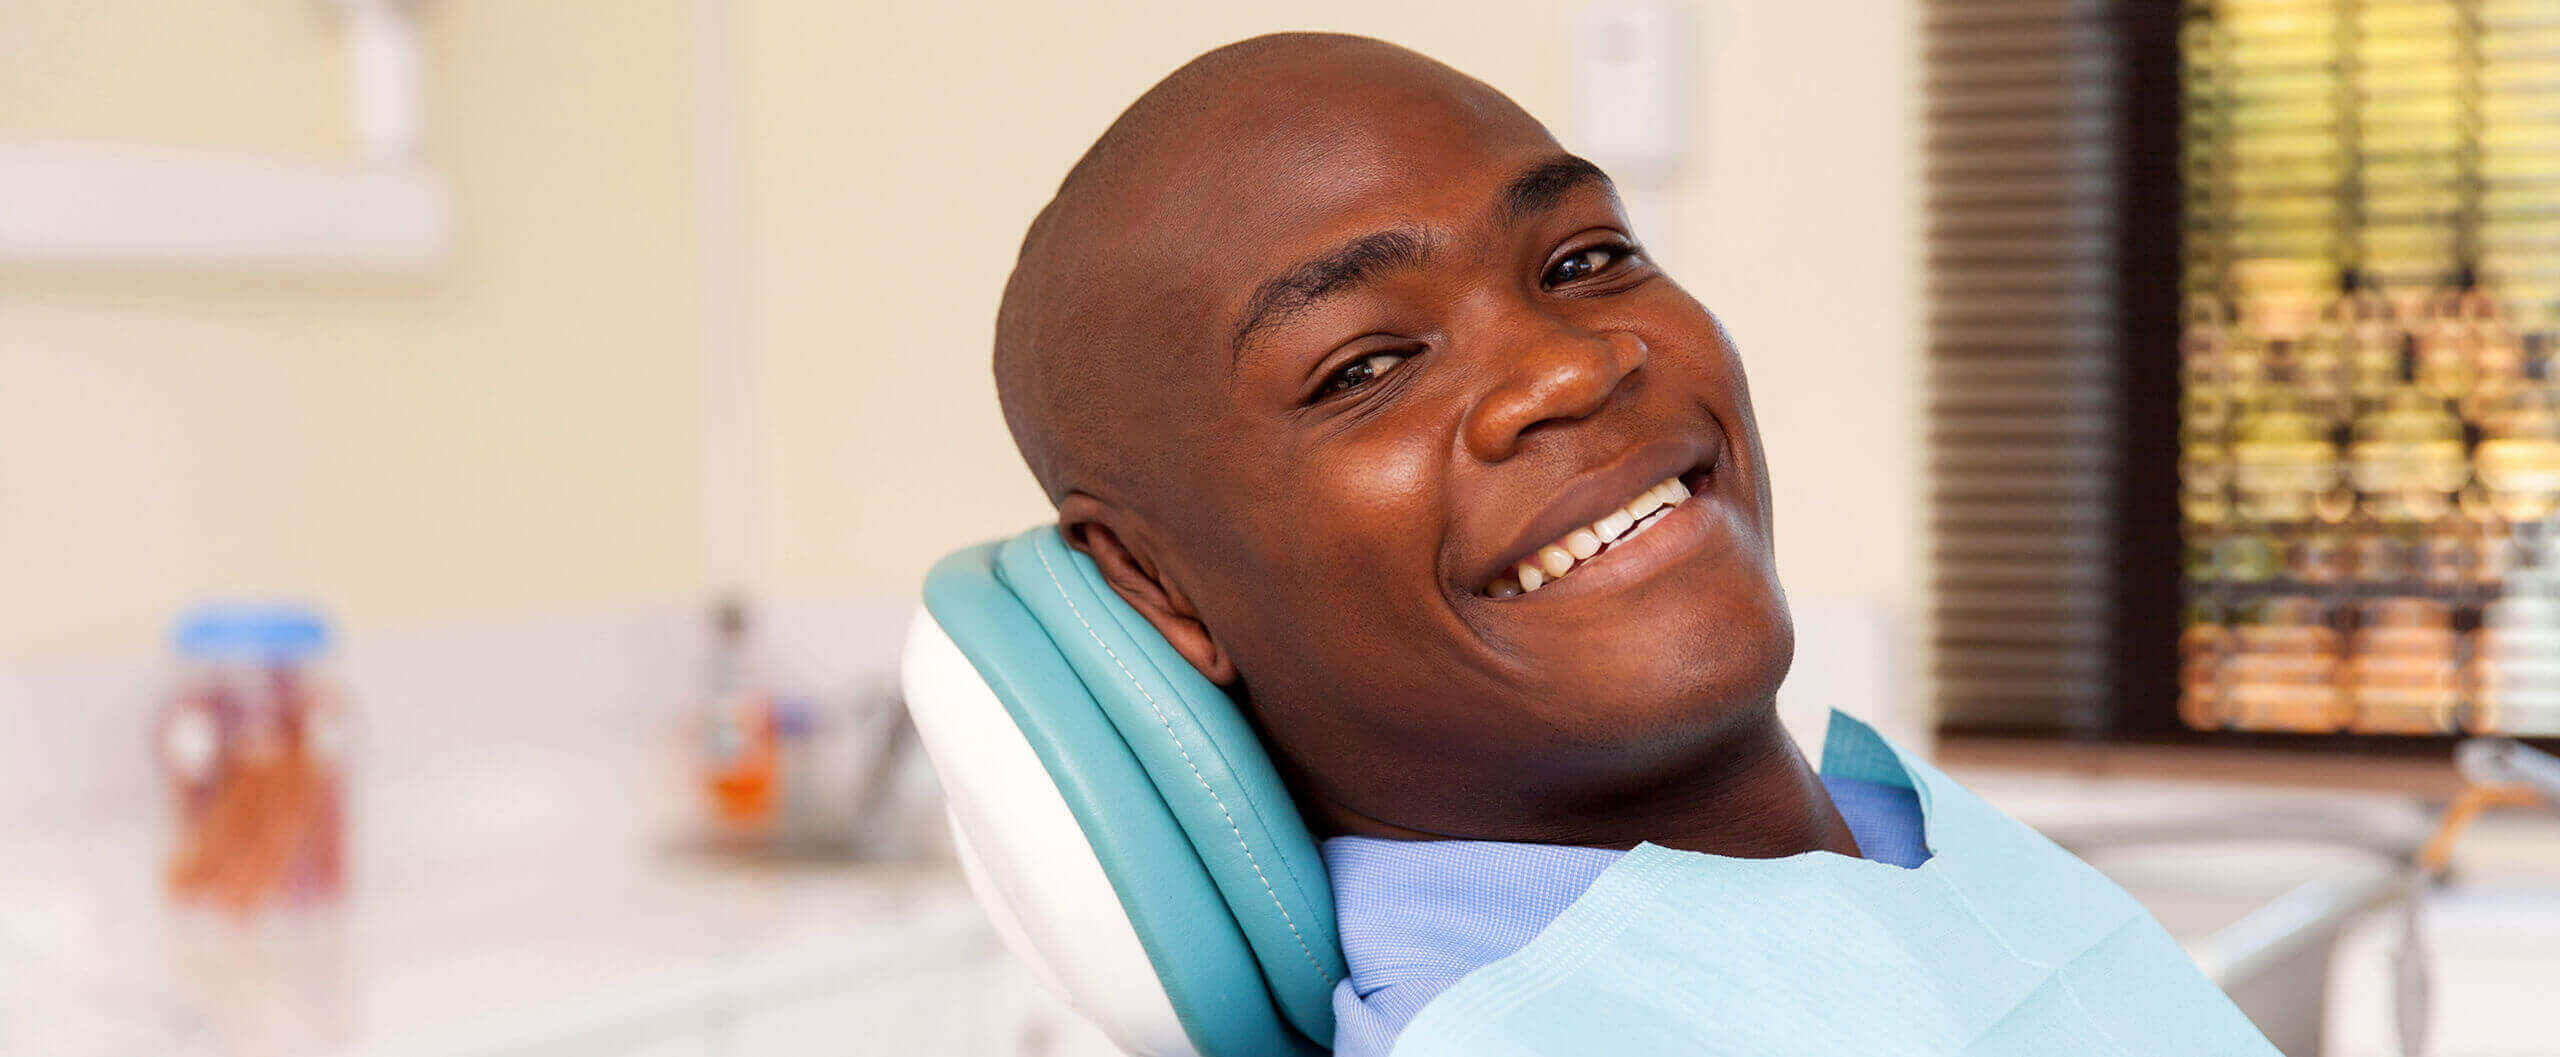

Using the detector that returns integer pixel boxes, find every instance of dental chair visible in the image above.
[900,528,1347,1057]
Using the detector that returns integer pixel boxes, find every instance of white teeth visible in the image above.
[1486,472,1699,597]
[1537,545,1576,577]
[1563,529,1603,560]
[1624,506,1672,540]
[1623,491,1667,522]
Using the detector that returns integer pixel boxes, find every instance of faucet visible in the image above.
[2397,738,2560,1057]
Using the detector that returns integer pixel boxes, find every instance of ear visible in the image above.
[1056,495,1240,686]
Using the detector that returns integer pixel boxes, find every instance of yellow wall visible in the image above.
[1,2,706,658]
[1679,1,1921,622]
[743,3,1573,594]
[746,0,1919,620]
[4,1,1915,668]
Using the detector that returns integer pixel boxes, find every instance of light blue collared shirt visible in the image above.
[1324,771,1928,1057]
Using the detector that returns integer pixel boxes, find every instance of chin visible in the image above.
[1524,570,1795,759]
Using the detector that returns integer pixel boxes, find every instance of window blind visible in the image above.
[1925,0,2131,731]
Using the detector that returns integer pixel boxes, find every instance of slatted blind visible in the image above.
[1925,0,2128,731]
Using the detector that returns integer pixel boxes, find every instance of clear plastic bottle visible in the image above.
[699,597,785,838]
[692,597,883,855]
[158,604,350,914]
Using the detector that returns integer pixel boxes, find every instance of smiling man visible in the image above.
[993,32,2276,1057]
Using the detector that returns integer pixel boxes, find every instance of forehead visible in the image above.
[1129,70,1565,327]
[1039,62,1566,506]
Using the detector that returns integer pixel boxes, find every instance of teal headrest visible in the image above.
[920,528,1345,1056]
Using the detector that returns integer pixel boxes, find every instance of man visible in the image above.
[991,32,2273,1056]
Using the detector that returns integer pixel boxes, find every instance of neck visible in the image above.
[1319,707,1861,860]
[1577,709,1859,859]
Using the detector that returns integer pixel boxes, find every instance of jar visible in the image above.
[158,605,350,914]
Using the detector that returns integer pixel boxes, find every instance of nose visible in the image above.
[1460,319,1649,462]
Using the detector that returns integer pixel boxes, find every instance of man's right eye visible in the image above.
[1315,350,1411,399]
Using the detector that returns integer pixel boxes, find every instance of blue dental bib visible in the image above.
[1392,713,2281,1057]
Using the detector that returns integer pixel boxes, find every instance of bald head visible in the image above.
[975,30,1800,850]
[993,33,1548,508]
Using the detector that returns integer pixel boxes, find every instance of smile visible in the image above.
[1484,474,1694,597]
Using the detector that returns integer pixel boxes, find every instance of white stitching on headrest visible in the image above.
[1033,542,1338,989]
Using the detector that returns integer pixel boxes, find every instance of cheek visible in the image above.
[1645,295,1777,532]
[1265,418,1446,579]
[1211,410,1462,715]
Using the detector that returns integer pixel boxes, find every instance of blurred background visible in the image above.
[3,1,2557,1055]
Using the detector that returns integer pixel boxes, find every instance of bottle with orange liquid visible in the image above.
[699,597,784,837]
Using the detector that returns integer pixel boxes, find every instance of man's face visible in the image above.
[1109,66,1790,839]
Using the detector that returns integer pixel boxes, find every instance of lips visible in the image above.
[1487,475,1692,596]
[1463,435,1721,599]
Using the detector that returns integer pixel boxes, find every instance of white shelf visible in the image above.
[0,141,447,273]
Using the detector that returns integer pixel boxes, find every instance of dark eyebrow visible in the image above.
[1499,154,1613,225]
[1226,155,1615,356]
[1231,227,1436,353]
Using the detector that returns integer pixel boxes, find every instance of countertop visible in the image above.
[0,739,1004,1057]
[11,734,2556,1057]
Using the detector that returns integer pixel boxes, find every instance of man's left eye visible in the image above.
[1544,243,1637,288]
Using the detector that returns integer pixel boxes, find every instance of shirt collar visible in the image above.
[1817,708,1919,791]
[1322,837,1622,996]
